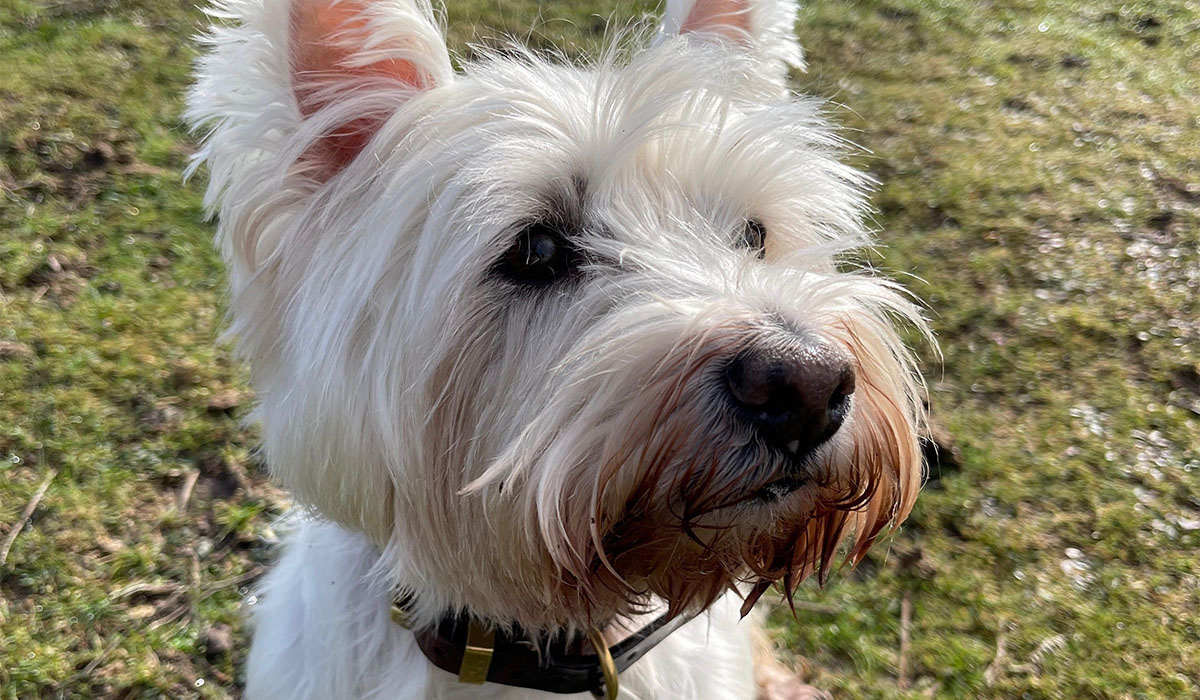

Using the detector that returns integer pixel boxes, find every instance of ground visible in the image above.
[1,1,1197,698]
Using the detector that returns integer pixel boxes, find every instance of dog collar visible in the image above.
[390,594,698,698]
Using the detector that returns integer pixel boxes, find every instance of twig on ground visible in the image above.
[202,659,234,687]
[190,550,202,587]
[983,628,1009,686]
[76,634,124,680]
[139,586,191,634]
[196,568,264,602]
[898,590,913,689]
[187,549,202,625]
[176,468,200,513]
[109,581,185,600]
[1010,633,1067,676]
[148,600,192,631]
[0,468,58,566]
[226,459,255,497]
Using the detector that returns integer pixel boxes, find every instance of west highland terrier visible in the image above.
[187,0,927,697]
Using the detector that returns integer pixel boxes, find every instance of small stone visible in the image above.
[126,604,156,620]
[0,341,33,360]
[207,389,246,412]
[96,535,126,555]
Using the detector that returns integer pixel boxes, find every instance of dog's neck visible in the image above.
[391,592,698,697]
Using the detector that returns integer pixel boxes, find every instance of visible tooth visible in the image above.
[786,440,800,455]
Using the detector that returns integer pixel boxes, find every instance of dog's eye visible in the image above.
[738,219,767,259]
[500,223,574,284]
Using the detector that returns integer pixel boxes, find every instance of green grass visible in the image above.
[2,0,1198,698]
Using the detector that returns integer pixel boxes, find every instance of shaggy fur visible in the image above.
[187,0,927,697]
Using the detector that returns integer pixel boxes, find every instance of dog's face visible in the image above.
[189,0,926,630]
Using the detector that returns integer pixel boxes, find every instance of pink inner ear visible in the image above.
[289,0,427,172]
[679,0,752,43]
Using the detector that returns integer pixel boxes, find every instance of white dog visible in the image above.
[187,0,926,697]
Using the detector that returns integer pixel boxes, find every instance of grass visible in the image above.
[1,0,1197,698]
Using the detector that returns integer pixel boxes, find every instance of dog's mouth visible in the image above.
[641,432,844,517]
[753,473,808,502]
[748,438,833,503]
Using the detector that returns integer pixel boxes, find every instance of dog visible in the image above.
[186,0,927,697]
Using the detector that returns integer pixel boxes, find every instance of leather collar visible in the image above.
[391,594,697,697]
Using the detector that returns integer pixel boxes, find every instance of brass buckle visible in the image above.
[458,620,495,684]
[389,603,413,629]
[588,629,619,700]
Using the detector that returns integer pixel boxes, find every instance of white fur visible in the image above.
[656,0,805,83]
[248,518,756,699]
[187,0,927,697]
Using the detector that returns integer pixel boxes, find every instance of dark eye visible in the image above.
[499,222,574,284]
[738,219,767,259]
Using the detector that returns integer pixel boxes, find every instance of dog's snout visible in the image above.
[723,337,856,458]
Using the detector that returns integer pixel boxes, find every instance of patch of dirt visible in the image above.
[133,396,184,435]
[199,624,234,661]
[921,400,963,489]
[7,132,172,205]
[195,451,244,503]
[1172,366,1200,395]
[16,251,97,306]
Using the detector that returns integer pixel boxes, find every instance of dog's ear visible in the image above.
[187,0,453,285]
[189,0,451,189]
[657,0,804,84]
[288,0,451,175]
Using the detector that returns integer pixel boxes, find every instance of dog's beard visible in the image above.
[429,282,924,630]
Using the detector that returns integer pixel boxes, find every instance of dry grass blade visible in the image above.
[175,468,200,513]
[61,634,125,688]
[898,590,913,689]
[109,581,185,600]
[196,568,264,602]
[0,468,58,566]
[983,629,1009,687]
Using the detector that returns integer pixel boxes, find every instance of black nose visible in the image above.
[723,337,856,458]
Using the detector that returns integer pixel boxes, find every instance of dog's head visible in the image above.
[189,0,927,630]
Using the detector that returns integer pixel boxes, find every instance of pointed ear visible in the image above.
[289,0,452,174]
[657,0,804,84]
